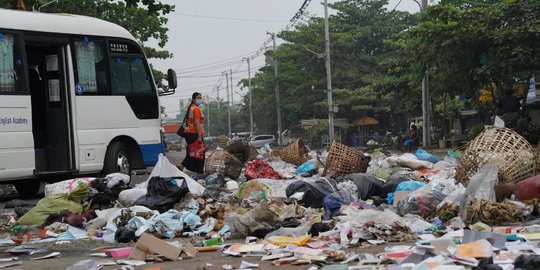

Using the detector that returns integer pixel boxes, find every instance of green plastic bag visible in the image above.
[17,183,89,225]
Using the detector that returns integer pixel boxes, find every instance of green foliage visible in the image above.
[1,0,174,90]
[399,0,540,99]
[240,0,419,135]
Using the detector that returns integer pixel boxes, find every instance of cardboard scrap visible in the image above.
[129,233,183,261]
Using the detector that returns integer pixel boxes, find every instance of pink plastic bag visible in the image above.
[187,141,206,160]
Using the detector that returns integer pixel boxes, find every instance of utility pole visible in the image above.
[206,95,211,136]
[245,57,254,136]
[421,0,430,148]
[324,0,335,143]
[224,71,231,137]
[230,69,234,116]
[269,32,283,145]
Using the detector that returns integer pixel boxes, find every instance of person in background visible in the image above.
[180,92,206,175]
[232,133,240,141]
[497,88,521,127]
[403,124,419,150]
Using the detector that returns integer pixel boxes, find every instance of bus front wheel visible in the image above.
[15,180,41,198]
[103,141,132,176]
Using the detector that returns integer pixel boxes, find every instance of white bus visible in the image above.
[0,9,177,196]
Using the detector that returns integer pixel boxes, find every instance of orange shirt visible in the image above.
[184,104,205,135]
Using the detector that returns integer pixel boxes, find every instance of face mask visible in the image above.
[195,99,203,106]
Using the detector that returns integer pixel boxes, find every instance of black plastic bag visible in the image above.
[135,177,189,213]
[380,172,410,197]
[513,254,540,270]
[115,227,137,243]
[338,173,383,200]
[285,179,336,208]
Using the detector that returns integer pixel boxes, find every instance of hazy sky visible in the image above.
[152,0,422,117]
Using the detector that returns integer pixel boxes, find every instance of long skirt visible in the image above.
[182,133,205,174]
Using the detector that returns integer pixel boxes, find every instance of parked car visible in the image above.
[249,134,277,148]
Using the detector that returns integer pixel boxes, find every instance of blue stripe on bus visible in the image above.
[140,143,165,166]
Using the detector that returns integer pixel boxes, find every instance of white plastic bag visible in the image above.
[136,154,204,196]
[460,164,498,218]
[118,188,147,207]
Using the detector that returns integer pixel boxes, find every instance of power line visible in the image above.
[178,64,266,78]
[175,50,260,72]
[171,12,287,23]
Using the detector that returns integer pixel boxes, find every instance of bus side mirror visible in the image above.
[167,69,177,90]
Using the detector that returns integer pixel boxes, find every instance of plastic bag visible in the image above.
[244,159,281,180]
[415,149,441,164]
[296,160,318,175]
[387,181,426,205]
[17,183,89,225]
[224,201,278,237]
[397,189,447,218]
[397,153,433,170]
[338,173,384,200]
[135,177,189,213]
[44,177,95,197]
[460,164,498,218]
[118,188,147,207]
[323,190,357,220]
[187,141,206,160]
[265,220,311,239]
[137,154,205,196]
[286,179,335,208]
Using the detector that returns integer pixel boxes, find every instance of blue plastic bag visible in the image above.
[415,149,440,163]
[387,180,426,205]
[296,160,317,175]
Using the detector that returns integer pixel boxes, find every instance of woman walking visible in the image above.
[180,92,206,175]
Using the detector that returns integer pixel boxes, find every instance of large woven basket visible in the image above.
[224,141,252,164]
[537,144,540,175]
[455,126,537,185]
[204,150,243,179]
[280,139,310,166]
[323,140,369,178]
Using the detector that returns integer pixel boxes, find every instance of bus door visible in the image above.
[25,36,74,173]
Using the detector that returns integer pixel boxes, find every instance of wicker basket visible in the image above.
[455,126,537,185]
[224,141,252,164]
[204,150,243,179]
[323,140,369,177]
[537,144,540,175]
[280,139,310,166]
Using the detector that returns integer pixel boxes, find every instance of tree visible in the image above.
[399,0,540,106]
[1,0,175,91]
[239,0,418,136]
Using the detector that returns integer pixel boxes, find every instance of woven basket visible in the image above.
[537,144,540,175]
[204,150,243,179]
[323,140,369,177]
[280,139,310,166]
[224,141,252,164]
[455,126,537,185]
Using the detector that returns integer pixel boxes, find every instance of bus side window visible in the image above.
[0,33,24,93]
[110,56,153,95]
[73,39,108,94]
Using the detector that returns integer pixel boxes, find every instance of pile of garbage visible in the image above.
[2,127,540,270]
